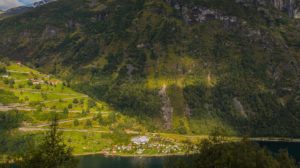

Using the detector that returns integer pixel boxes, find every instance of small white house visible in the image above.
[30,79,44,85]
[131,136,149,145]
[2,74,9,78]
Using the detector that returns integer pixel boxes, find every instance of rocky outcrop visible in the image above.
[236,0,300,18]
[165,0,238,24]
[159,85,173,129]
[233,98,247,118]
[42,25,59,39]
[126,64,136,82]
[32,0,57,8]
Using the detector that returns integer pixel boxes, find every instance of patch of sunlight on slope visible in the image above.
[190,117,237,136]
[145,55,218,89]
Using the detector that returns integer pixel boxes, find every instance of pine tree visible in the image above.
[22,115,77,168]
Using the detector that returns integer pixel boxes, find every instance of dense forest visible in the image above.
[0,0,300,137]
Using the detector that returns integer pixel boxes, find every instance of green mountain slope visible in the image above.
[1,0,300,137]
[0,61,158,156]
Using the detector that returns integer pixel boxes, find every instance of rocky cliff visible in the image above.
[236,0,300,18]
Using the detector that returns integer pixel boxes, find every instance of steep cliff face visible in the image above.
[236,0,300,18]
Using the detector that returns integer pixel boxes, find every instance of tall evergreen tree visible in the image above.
[21,115,77,168]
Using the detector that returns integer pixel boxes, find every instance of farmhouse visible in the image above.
[30,79,44,85]
[1,74,9,78]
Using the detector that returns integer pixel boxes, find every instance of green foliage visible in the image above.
[85,119,92,128]
[72,98,79,104]
[107,112,117,125]
[165,133,298,168]
[0,0,300,137]
[73,119,79,126]
[103,84,161,118]
[81,109,87,116]
[0,110,23,133]
[87,99,96,109]
[188,139,298,168]
[34,84,41,90]
[63,108,69,115]
[0,111,24,156]
[4,79,15,88]
[0,64,6,74]
[102,51,124,74]
[110,125,131,144]
[97,113,104,125]
[27,80,33,86]
[0,89,19,104]
[67,104,72,109]
[21,116,77,168]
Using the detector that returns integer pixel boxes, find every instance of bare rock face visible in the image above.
[233,98,247,118]
[159,85,173,129]
[184,105,191,118]
[165,0,238,24]
[42,25,59,39]
[126,64,136,82]
[236,0,300,18]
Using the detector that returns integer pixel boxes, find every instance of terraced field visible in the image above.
[1,63,108,123]
[0,62,199,156]
[0,62,137,154]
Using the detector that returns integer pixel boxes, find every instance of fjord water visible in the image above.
[78,142,300,168]
[257,141,300,161]
[77,155,184,168]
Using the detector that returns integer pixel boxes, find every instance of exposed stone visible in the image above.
[42,25,59,39]
[159,85,173,129]
[126,64,136,82]
[33,0,57,8]
[165,0,238,24]
[184,105,191,118]
[236,0,300,18]
[233,97,247,118]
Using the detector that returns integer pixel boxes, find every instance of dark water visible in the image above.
[257,141,300,162]
[78,142,300,168]
[77,155,180,168]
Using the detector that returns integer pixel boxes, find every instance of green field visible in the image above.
[0,61,199,158]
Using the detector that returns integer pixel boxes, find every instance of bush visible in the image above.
[85,119,92,128]
[72,98,79,104]
[97,113,104,125]
[87,99,96,108]
[27,80,33,86]
[68,104,73,109]
[0,65,6,74]
[35,84,41,90]
[73,119,79,126]
[63,108,69,115]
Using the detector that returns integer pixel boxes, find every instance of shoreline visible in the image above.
[74,152,188,157]
[249,137,300,143]
[74,136,300,158]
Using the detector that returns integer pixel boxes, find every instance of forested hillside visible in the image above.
[1,0,300,137]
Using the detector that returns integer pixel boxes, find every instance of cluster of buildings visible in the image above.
[109,136,186,155]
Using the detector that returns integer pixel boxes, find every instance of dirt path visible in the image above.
[0,105,107,114]
[7,70,30,74]
[42,96,88,103]
[23,117,95,128]
[0,95,90,111]
[19,127,112,133]
[0,87,87,96]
